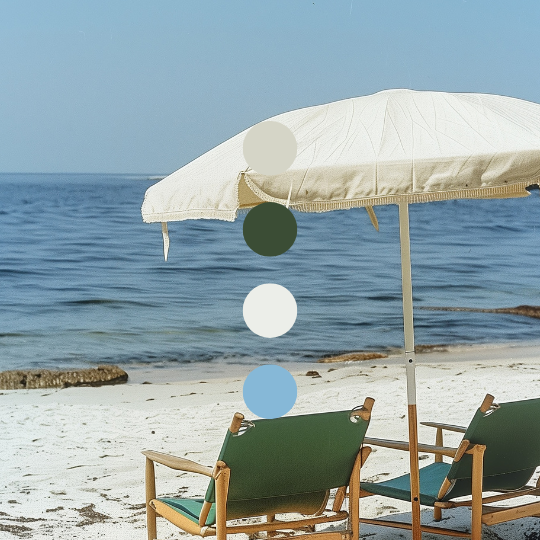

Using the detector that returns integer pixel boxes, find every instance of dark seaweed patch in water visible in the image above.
[366,294,402,301]
[61,299,155,308]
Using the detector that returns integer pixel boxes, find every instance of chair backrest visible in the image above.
[204,407,371,520]
[442,397,540,500]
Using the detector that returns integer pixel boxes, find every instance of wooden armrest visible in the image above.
[364,437,458,458]
[142,450,213,477]
[420,422,467,434]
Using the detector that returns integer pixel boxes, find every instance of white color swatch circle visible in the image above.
[243,284,297,338]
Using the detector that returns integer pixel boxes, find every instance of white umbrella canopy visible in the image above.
[141,89,540,539]
[142,89,540,224]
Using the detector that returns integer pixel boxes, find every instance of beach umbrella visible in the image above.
[141,89,540,539]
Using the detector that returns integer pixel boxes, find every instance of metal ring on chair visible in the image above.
[483,403,501,417]
[234,419,256,436]
[349,405,365,423]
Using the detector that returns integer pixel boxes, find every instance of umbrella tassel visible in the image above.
[286,181,293,209]
[366,206,379,231]
[162,222,170,261]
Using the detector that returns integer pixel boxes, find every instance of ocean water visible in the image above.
[1,173,540,371]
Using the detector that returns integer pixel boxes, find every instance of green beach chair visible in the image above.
[359,394,540,539]
[142,398,374,540]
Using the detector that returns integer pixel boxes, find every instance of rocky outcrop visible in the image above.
[0,365,128,390]
[318,351,388,363]
[420,305,540,319]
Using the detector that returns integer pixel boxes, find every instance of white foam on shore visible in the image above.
[2,343,540,539]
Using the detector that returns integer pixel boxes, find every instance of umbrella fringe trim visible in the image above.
[141,179,539,222]
[244,176,538,213]
[142,209,238,223]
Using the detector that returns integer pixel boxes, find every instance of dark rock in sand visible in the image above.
[0,365,128,390]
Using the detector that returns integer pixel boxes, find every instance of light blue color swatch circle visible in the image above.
[242,365,297,419]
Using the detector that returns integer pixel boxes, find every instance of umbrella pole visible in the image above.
[398,202,422,540]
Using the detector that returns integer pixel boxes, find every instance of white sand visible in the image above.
[2,343,540,539]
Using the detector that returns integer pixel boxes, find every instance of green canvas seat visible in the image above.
[361,462,451,506]
[359,394,540,540]
[143,398,375,540]
[158,498,216,526]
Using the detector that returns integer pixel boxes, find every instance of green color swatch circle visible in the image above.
[243,202,297,257]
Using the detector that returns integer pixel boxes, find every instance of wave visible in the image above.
[60,299,157,308]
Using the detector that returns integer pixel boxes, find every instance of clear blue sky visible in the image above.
[1,0,539,174]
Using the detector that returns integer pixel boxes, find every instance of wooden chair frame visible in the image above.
[143,399,374,540]
[358,394,540,540]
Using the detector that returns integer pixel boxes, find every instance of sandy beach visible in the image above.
[2,343,540,540]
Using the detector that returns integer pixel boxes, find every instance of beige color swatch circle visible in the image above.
[243,121,297,175]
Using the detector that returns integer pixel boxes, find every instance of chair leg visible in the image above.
[470,445,486,540]
[145,458,158,540]
[350,447,370,540]
[215,462,231,540]
[267,514,278,537]
[349,459,360,540]
[433,506,442,522]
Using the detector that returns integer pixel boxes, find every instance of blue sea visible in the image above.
[1,173,540,371]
